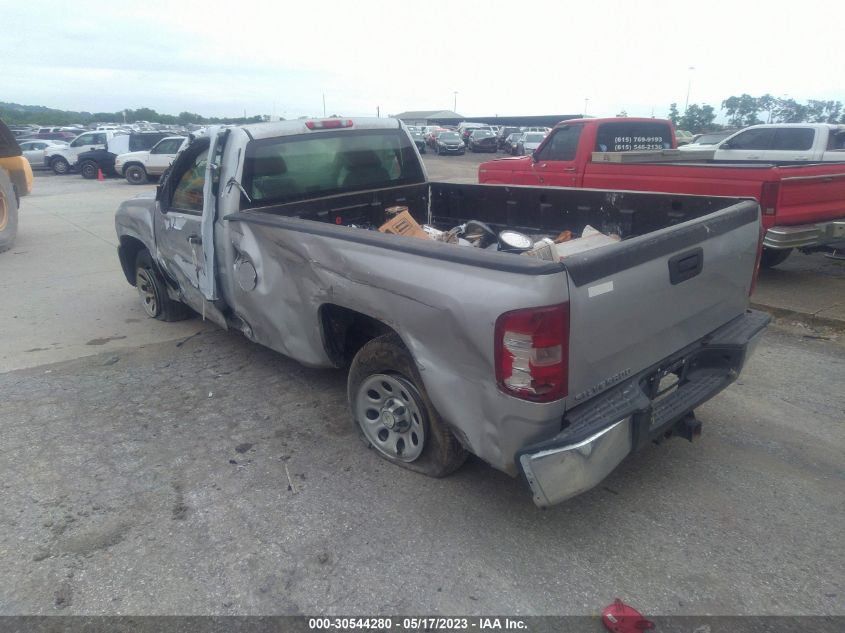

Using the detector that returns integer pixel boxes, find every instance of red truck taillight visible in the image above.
[760,181,780,215]
[495,303,569,402]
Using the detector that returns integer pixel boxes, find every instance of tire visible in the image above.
[80,160,99,179]
[760,247,793,268]
[51,156,70,175]
[0,169,19,254]
[134,250,192,321]
[125,164,148,185]
[348,333,468,478]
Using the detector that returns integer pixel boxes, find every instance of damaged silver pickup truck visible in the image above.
[115,118,770,507]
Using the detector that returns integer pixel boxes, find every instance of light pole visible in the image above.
[453,91,458,112]
[584,98,589,117]
[684,66,695,112]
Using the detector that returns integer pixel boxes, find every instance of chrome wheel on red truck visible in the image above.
[348,333,467,477]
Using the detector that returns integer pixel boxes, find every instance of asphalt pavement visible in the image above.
[0,160,842,617]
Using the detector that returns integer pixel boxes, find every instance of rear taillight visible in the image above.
[760,181,779,216]
[495,303,569,402]
[305,119,353,130]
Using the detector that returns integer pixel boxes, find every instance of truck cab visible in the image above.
[713,124,845,162]
[44,130,124,175]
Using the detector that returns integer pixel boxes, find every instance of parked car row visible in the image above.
[405,123,551,156]
[16,129,187,183]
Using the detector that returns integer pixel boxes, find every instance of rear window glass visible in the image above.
[771,128,814,151]
[595,121,672,151]
[828,130,845,151]
[523,133,545,142]
[242,129,425,208]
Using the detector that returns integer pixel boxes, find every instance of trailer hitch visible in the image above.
[674,412,702,442]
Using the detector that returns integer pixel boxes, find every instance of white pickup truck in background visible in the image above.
[713,123,845,162]
[43,130,123,174]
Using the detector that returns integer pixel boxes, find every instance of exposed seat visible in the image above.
[337,150,390,189]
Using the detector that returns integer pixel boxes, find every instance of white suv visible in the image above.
[115,136,187,184]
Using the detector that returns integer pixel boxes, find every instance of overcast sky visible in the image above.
[2,0,843,121]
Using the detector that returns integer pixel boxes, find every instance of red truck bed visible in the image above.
[478,118,845,265]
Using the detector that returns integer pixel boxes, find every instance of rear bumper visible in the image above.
[763,219,845,249]
[517,309,771,508]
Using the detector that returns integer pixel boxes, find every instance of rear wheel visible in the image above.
[760,247,793,268]
[51,156,70,175]
[125,164,148,185]
[0,169,19,253]
[80,160,99,179]
[348,333,468,478]
[134,250,191,321]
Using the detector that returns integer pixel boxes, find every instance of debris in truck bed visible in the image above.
[552,224,620,259]
[377,213,619,261]
[378,210,429,240]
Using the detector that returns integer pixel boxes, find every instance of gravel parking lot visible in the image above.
[1,160,843,617]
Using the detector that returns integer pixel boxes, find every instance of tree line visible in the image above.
[666,94,845,133]
[0,102,269,126]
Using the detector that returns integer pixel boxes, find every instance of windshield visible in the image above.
[524,133,545,142]
[474,130,494,138]
[439,132,460,141]
[695,133,729,145]
[242,128,425,208]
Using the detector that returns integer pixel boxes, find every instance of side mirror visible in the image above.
[531,150,539,162]
[720,141,732,149]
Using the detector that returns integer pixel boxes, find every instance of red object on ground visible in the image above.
[97,168,105,181]
[601,599,655,632]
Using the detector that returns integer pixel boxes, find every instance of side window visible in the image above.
[70,133,94,148]
[170,149,208,213]
[828,130,845,151]
[537,125,582,161]
[771,128,814,151]
[724,129,773,150]
[93,133,107,145]
[153,139,182,154]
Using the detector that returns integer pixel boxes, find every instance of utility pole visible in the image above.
[684,66,695,112]
[377,106,380,118]
[584,98,589,117]
[322,93,326,117]
[453,91,458,112]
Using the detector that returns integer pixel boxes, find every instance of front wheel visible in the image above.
[51,157,70,175]
[348,333,468,477]
[134,250,191,321]
[760,247,793,268]
[125,164,148,185]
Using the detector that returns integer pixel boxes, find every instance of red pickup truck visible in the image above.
[478,117,845,267]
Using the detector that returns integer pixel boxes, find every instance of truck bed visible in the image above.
[230,181,759,424]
